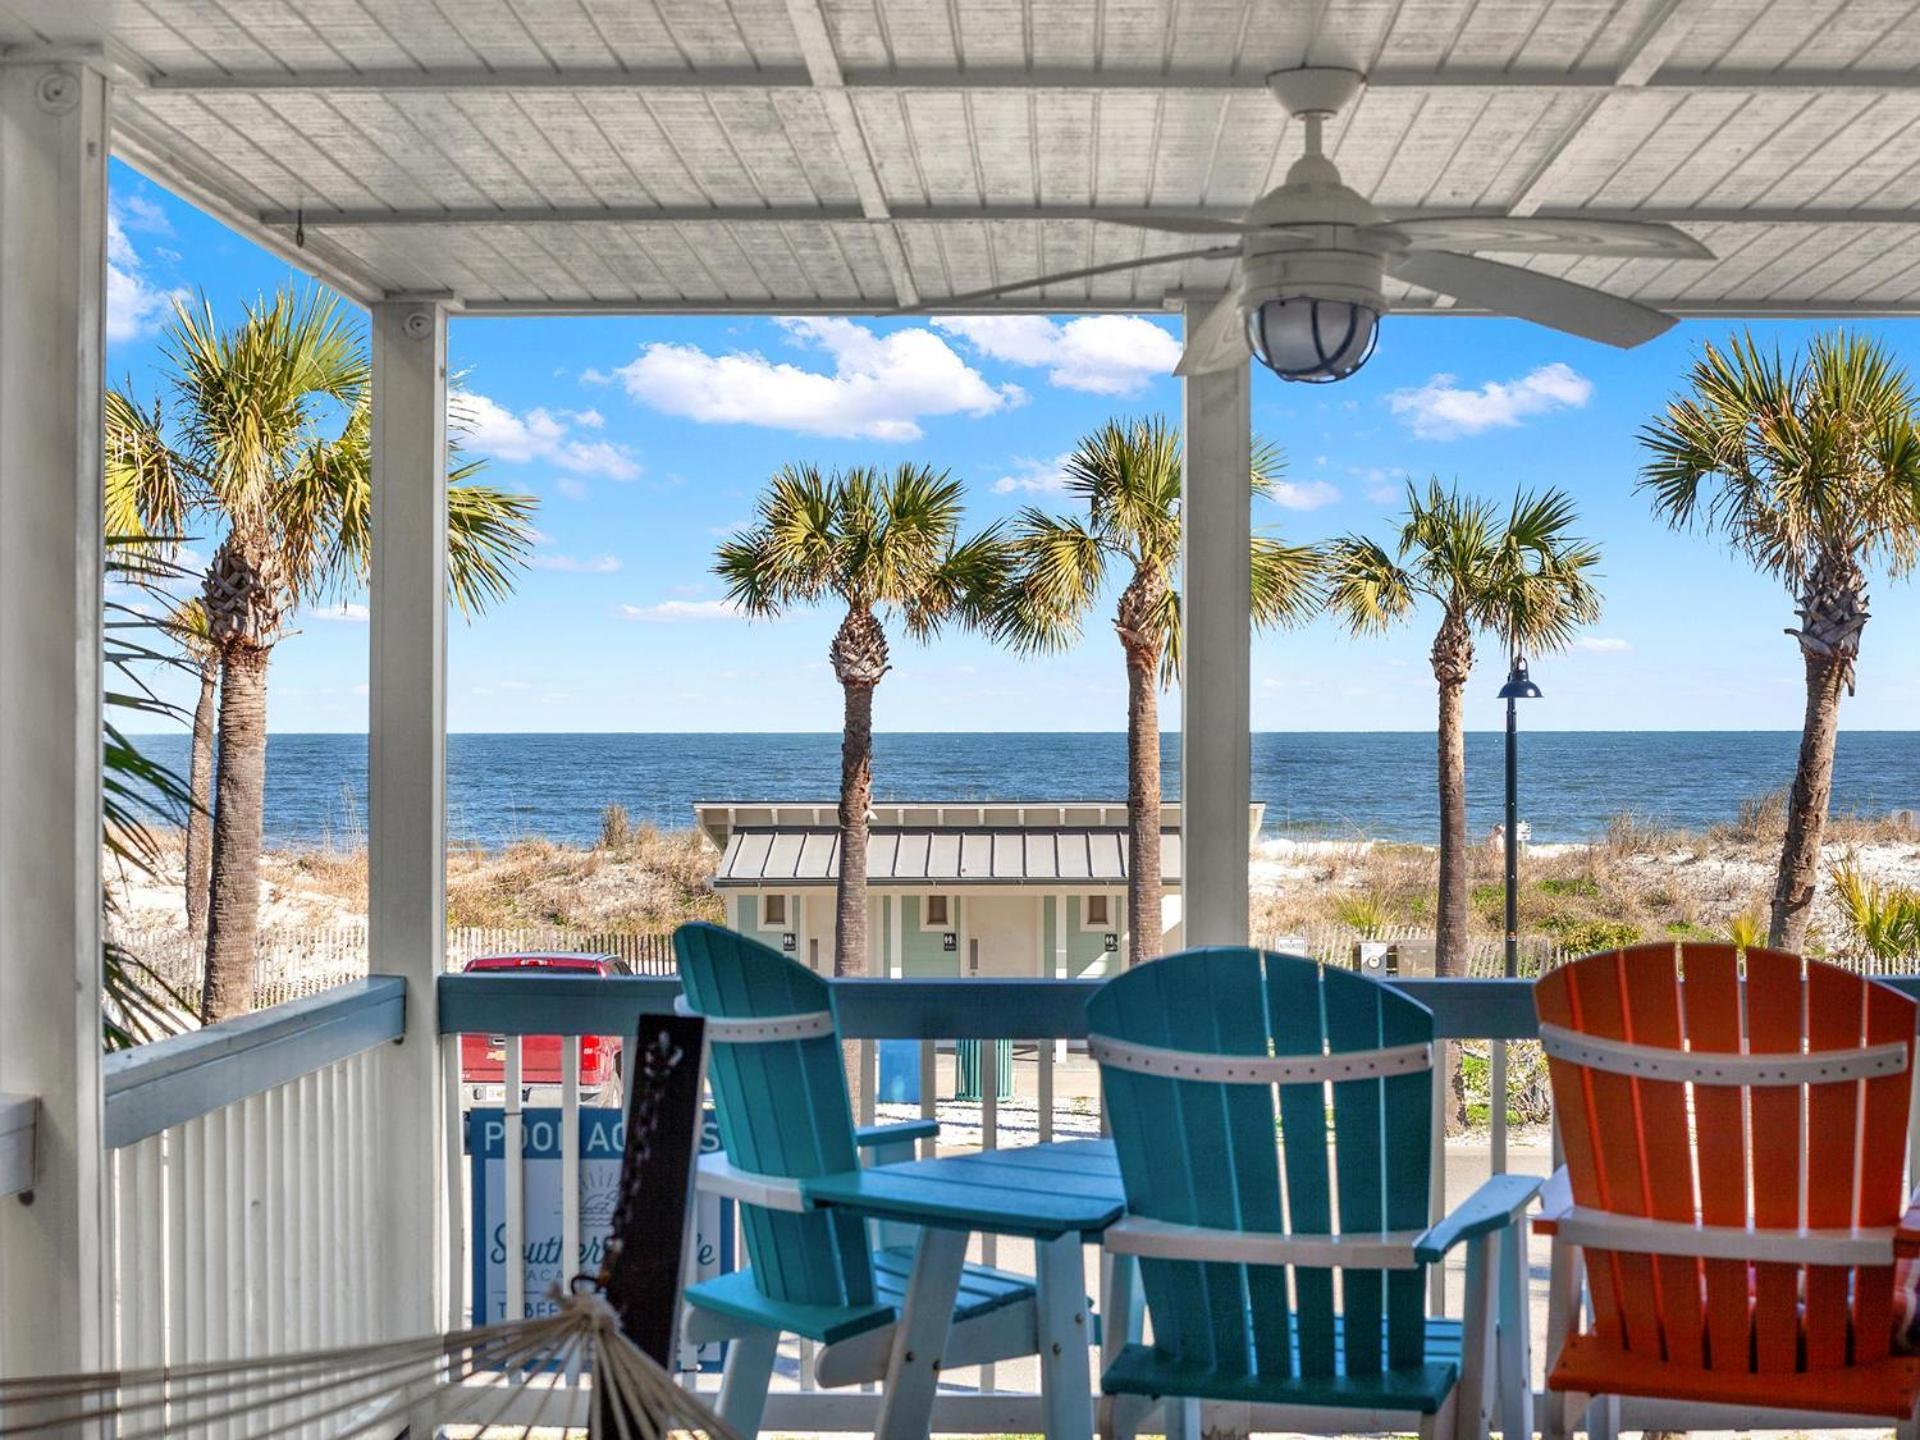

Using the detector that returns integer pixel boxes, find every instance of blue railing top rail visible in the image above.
[104,976,406,1149]
[436,969,1920,1041]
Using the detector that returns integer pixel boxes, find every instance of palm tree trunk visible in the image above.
[1435,675,1470,980]
[1770,646,1848,950]
[185,655,217,957]
[835,676,876,1122]
[1125,647,1162,966]
[202,643,270,1023]
[1432,616,1474,1134]
[835,677,874,979]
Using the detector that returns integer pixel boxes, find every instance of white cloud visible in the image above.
[992,452,1074,495]
[454,392,641,479]
[1269,479,1342,511]
[610,317,1021,442]
[106,212,187,344]
[118,193,174,236]
[1387,362,1592,440]
[1573,635,1632,653]
[618,599,752,622]
[529,553,621,574]
[307,602,369,623]
[935,315,1182,396]
[1351,465,1413,505]
[570,408,604,429]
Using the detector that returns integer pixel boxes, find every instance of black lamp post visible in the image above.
[1492,655,1540,1174]
[1497,656,1542,982]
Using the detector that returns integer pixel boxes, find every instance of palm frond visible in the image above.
[1638,329,1920,586]
[985,510,1110,655]
[1323,535,1417,635]
[1250,536,1327,629]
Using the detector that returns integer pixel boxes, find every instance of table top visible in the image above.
[802,1139,1126,1240]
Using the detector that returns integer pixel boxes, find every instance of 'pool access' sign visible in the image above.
[467,1106,734,1370]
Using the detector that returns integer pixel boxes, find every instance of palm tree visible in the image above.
[1639,332,1920,950]
[1326,483,1600,986]
[715,465,1006,978]
[108,289,537,1021]
[986,417,1322,966]
[166,598,217,957]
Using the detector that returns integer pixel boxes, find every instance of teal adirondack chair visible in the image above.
[1088,948,1540,1440]
[674,922,1043,1435]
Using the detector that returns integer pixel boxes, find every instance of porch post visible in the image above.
[0,55,109,1376]
[1178,301,1252,948]
[368,300,448,1337]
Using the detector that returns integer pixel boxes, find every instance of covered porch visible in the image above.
[3,0,1920,1431]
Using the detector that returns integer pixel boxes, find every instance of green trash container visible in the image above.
[953,1038,1014,1102]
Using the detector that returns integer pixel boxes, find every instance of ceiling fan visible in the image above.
[935,67,1712,383]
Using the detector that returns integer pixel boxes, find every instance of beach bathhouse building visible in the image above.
[694,801,1265,979]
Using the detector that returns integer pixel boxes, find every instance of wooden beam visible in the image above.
[784,0,918,307]
[130,61,1920,96]
[0,52,109,1377]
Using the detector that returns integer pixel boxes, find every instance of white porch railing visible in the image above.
[54,966,1920,1437]
[98,978,405,1437]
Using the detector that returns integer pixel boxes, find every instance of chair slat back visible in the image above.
[1089,948,1436,1380]
[674,922,875,1309]
[1536,941,1916,1376]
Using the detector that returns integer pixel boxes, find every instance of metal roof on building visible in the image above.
[713,823,1182,887]
[17,0,1920,317]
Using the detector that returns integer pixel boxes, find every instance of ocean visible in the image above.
[125,731,1920,851]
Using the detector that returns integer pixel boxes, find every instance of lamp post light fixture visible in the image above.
[1492,655,1542,1173]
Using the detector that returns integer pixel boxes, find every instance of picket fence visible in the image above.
[113,916,1920,1014]
[112,921,678,1011]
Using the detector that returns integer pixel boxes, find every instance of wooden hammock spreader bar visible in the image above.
[1087,1032,1434,1083]
[1537,1021,1909,1086]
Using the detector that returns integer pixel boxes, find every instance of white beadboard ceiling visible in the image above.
[4,0,1919,315]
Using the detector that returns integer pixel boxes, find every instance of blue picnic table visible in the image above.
[803,1138,1127,1440]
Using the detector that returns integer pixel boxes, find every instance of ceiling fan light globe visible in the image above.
[1245,296,1378,383]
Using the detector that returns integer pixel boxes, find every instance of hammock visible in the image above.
[0,1014,739,1440]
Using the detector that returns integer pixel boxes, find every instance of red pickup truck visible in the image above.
[457,953,630,1103]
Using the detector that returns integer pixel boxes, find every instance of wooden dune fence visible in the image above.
[112,922,678,1010]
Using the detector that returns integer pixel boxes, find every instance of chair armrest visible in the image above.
[1898,1185,1920,1258]
[856,1119,939,1150]
[1532,1166,1573,1236]
[1414,1173,1543,1264]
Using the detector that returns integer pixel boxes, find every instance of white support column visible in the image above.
[369,300,449,1339]
[0,54,109,1379]
[1179,301,1252,948]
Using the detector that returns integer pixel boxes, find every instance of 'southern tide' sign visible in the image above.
[467,1106,733,1369]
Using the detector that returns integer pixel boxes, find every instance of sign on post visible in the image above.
[467,1105,734,1370]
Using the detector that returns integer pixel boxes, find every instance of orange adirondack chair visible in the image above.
[1534,942,1920,1439]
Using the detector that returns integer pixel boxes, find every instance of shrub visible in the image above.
[1537,874,1599,899]
[599,803,632,849]
[1830,859,1920,962]
[1333,891,1391,936]
[1544,917,1642,955]
[1725,910,1766,952]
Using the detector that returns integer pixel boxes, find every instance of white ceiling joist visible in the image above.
[256,202,1920,231]
[129,63,1920,97]
[783,0,918,307]
[1504,0,1717,217]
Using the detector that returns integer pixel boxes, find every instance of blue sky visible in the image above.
[107,160,1920,736]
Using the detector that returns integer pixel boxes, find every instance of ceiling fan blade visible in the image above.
[1381,216,1711,260]
[916,243,1241,311]
[1391,250,1677,348]
[1096,212,1252,235]
[1175,284,1252,376]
